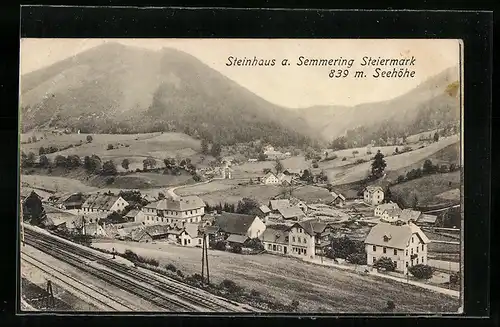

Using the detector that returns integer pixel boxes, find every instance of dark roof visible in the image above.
[82,194,126,211]
[144,224,170,237]
[290,219,330,236]
[278,206,305,219]
[226,234,249,244]
[213,212,257,236]
[156,196,205,211]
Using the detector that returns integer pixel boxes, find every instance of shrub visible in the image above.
[342,157,347,161]
[144,257,159,267]
[290,300,300,311]
[450,271,460,285]
[366,151,372,155]
[231,244,242,254]
[386,300,396,311]
[165,263,177,272]
[245,238,264,251]
[213,240,226,251]
[250,289,261,297]
[408,264,434,279]
[123,249,139,262]
[106,177,115,185]
[374,257,397,272]
[107,144,114,150]
[312,163,319,168]
[397,175,405,183]
[220,279,242,293]
[86,135,93,143]
[176,270,184,278]
[346,253,367,265]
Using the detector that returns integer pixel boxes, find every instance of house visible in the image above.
[276,173,293,185]
[288,220,317,259]
[306,219,334,256]
[213,212,266,239]
[277,206,305,221]
[179,223,206,247]
[82,194,129,215]
[259,205,271,215]
[330,191,346,207]
[269,199,291,212]
[125,209,146,223]
[364,222,431,274]
[399,209,422,223]
[203,225,225,244]
[82,223,107,237]
[226,234,249,246]
[262,172,281,185]
[56,193,88,211]
[143,224,170,241]
[363,186,385,205]
[416,213,438,226]
[131,229,153,243]
[261,224,290,255]
[283,168,303,178]
[381,208,403,223]
[221,166,233,179]
[142,195,205,225]
[374,202,401,217]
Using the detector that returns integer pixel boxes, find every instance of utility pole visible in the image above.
[205,233,210,285]
[45,280,55,309]
[20,204,25,247]
[200,232,210,285]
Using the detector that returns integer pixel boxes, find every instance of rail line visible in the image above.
[24,233,196,311]
[21,251,132,311]
[25,228,253,312]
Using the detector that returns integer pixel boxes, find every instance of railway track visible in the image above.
[21,251,132,311]
[24,228,253,312]
[24,233,196,311]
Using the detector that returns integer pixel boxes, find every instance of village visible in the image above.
[21,148,460,294]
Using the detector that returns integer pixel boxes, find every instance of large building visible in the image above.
[364,222,431,274]
[213,212,266,239]
[142,195,205,225]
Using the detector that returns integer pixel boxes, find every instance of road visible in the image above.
[23,224,255,312]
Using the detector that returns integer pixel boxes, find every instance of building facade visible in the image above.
[363,186,385,205]
[288,222,316,259]
[142,196,205,225]
[82,194,129,215]
[374,202,400,217]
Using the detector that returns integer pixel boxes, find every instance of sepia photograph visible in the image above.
[18,38,463,314]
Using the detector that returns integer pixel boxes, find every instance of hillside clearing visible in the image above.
[329,135,459,185]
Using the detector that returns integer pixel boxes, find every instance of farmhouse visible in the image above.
[125,209,146,223]
[56,193,88,211]
[399,209,422,223]
[375,202,401,217]
[82,223,107,237]
[269,199,291,211]
[276,173,293,185]
[213,212,266,239]
[277,206,305,221]
[262,172,281,185]
[261,225,290,255]
[179,223,206,247]
[82,194,129,215]
[363,186,385,205]
[364,222,431,274]
[416,213,438,226]
[330,191,346,207]
[142,195,205,225]
[381,208,403,223]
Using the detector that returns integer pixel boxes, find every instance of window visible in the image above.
[199,239,202,245]
[303,239,306,244]
[406,262,409,267]
[422,244,424,251]
[394,249,397,255]
[273,245,276,251]
[298,237,301,243]
[416,257,419,264]
[417,246,419,253]
[383,247,387,254]
[268,244,272,250]
[292,236,295,242]
[422,256,424,263]
[412,237,414,243]
[373,257,376,263]
[411,248,413,255]
[278,246,281,251]
[373,245,376,252]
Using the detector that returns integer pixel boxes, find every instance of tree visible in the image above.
[423,159,435,175]
[201,139,209,155]
[143,157,157,170]
[158,192,166,200]
[274,160,284,174]
[121,159,130,170]
[164,157,176,168]
[236,198,260,215]
[374,257,397,272]
[102,160,117,176]
[408,264,434,279]
[22,192,46,226]
[86,135,93,143]
[211,143,222,157]
[395,147,399,154]
[107,144,114,150]
[66,155,81,168]
[330,136,347,150]
[54,155,67,167]
[39,147,46,155]
[433,132,439,142]
[300,169,314,184]
[258,153,267,161]
[352,150,359,158]
[371,150,387,179]
[39,155,50,168]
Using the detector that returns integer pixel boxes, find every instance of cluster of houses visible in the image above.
[21,178,438,275]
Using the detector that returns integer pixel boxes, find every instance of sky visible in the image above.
[20,38,461,108]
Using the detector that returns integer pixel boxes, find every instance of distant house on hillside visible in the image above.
[381,208,403,223]
[363,186,385,205]
[82,194,129,215]
[330,191,346,207]
[262,172,281,185]
[277,206,305,221]
[364,222,431,274]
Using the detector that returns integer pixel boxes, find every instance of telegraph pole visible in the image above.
[205,233,210,284]
[201,232,205,282]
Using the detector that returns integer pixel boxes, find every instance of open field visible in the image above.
[390,171,460,207]
[329,135,459,185]
[21,174,98,194]
[175,179,241,196]
[92,240,459,313]
[21,132,211,172]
